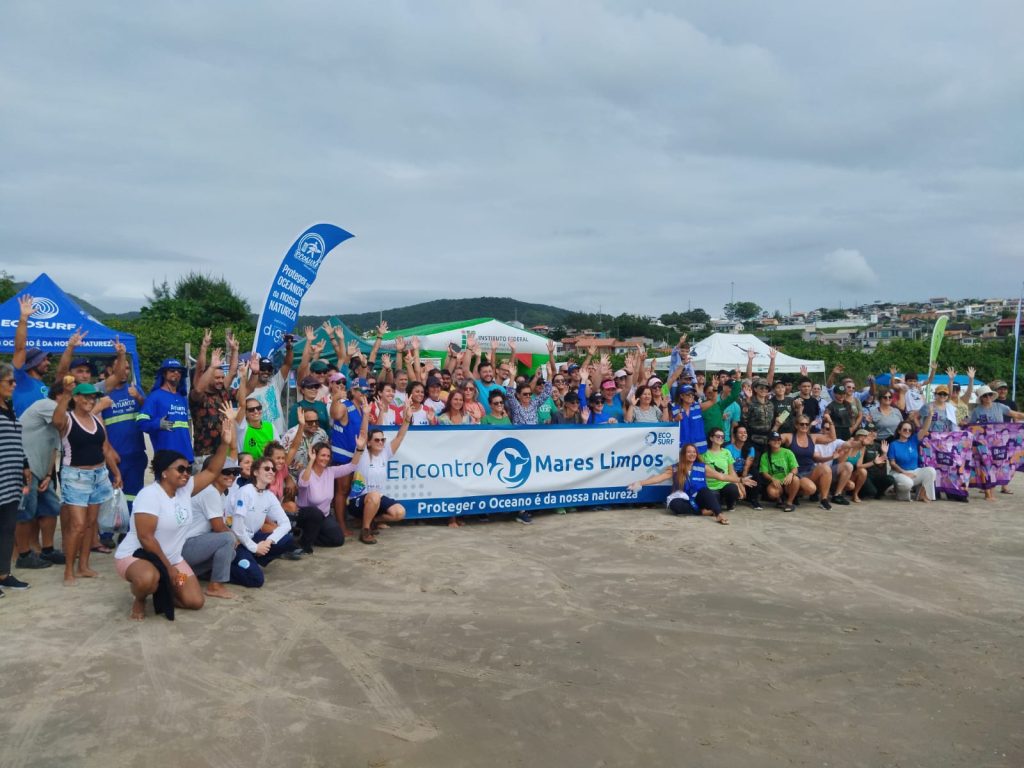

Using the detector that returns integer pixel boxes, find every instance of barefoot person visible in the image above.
[113,405,236,619]
[628,443,730,525]
[180,455,241,600]
[52,380,121,585]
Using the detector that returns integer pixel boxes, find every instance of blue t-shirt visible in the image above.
[678,402,707,453]
[103,383,145,457]
[722,401,742,443]
[475,380,506,415]
[137,388,193,461]
[888,435,920,471]
[13,365,48,417]
[601,393,624,423]
[726,443,754,475]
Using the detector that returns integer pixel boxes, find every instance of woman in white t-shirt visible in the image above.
[351,401,411,544]
[114,405,236,620]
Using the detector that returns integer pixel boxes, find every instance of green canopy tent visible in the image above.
[289,317,374,365]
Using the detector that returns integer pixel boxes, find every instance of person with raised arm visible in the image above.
[190,329,240,468]
[295,435,365,553]
[628,443,730,525]
[52,378,121,585]
[349,401,411,544]
[112,407,236,618]
[10,295,52,417]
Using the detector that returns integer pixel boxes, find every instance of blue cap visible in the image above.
[159,358,186,372]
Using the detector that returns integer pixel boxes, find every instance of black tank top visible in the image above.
[67,414,106,467]
[790,434,815,474]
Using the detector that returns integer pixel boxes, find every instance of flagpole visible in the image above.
[1013,283,1022,403]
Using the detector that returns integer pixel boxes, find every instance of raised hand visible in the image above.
[312,339,326,357]
[599,353,610,369]
[768,347,778,360]
[381,353,393,369]
[966,366,976,381]
[945,366,957,382]
[128,384,141,400]
[248,355,260,374]
[678,334,687,348]
[377,321,388,337]
[225,327,235,347]
[346,340,359,356]
[799,364,808,376]
[355,434,368,451]
[361,399,372,416]
[546,339,555,355]
[321,321,333,336]
[304,325,315,343]
[466,330,477,347]
[879,440,889,455]
[588,345,597,357]
[402,401,413,422]
[66,327,87,348]
[202,328,213,347]
[747,348,757,361]
[889,365,898,379]
[411,336,421,351]
[18,294,34,318]
[113,335,126,355]
[833,364,844,374]
[395,336,406,353]
[209,348,224,368]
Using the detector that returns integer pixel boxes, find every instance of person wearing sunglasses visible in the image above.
[236,396,278,460]
[229,455,303,587]
[114,405,237,619]
[780,416,842,509]
[865,388,902,441]
[52,381,122,586]
[349,401,412,544]
[702,429,756,511]
[180,457,244,600]
[887,417,937,502]
[481,395,511,425]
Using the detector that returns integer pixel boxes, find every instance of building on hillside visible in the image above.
[996,316,1024,337]
[711,319,744,333]
[560,336,619,353]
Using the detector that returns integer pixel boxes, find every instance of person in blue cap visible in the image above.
[137,359,193,462]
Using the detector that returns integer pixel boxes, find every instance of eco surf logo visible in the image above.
[30,297,60,319]
[293,233,327,270]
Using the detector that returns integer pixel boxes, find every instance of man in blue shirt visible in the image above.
[138,359,193,461]
[11,294,51,416]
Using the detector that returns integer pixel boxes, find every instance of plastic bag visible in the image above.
[99,488,130,533]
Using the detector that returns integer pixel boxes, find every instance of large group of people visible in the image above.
[1,298,1021,617]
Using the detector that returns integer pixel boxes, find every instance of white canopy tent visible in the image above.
[651,333,825,375]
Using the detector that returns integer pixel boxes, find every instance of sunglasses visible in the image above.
[490,401,504,407]
[371,437,386,443]
[797,421,810,426]
[259,465,276,473]
[881,395,892,400]
[304,419,319,425]
[173,464,192,475]
[552,379,565,384]
[246,406,262,412]
[220,468,241,477]
[935,392,948,397]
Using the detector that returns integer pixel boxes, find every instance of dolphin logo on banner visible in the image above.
[253,223,354,359]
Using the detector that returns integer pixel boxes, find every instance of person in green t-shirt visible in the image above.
[481,392,511,425]
[758,432,802,511]
[702,429,756,511]
[239,397,279,458]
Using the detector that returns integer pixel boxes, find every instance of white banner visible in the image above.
[373,423,679,519]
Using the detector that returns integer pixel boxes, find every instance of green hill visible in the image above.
[300,297,572,333]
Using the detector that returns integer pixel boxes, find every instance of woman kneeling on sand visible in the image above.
[114,405,236,620]
[627,443,730,525]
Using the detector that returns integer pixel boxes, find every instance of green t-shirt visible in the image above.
[759,447,798,481]
[701,449,733,491]
[481,414,511,425]
[242,421,277,458]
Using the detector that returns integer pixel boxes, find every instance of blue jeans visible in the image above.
[17,474,61,523]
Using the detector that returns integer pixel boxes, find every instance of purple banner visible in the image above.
[921,431,973,497]
[967,424,1024,489]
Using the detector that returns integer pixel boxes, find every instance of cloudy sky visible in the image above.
[2,1,1021,319]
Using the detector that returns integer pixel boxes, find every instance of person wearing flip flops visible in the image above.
[628,443,730,525]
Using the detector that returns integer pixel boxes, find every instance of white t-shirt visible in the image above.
[350,444,393,498]
[814,439,847,460]
[407,407,433,426]
[251,372,286,437]
[231,483,291,553]
[114,479,195,565]
[185,483,230,539]
[424,397,445,416]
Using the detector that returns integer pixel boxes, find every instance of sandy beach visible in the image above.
[2,479,1022,768]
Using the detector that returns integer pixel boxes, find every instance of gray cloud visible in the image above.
[1,1,1022,322]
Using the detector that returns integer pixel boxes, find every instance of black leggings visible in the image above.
[295,506,345,552]
[0,500,17,575]
[713,484,740,511]
[669,488,721,516]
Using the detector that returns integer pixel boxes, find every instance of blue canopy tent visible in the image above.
[0,273,142,385]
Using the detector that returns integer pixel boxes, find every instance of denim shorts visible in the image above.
[17,474,62,522]
[61,465,114,507]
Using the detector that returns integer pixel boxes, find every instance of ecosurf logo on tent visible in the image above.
[293,233,327,270]
[487,437,532,489]
[30,297,60,319]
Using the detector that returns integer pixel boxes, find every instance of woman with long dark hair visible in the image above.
[628,443,729,525]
